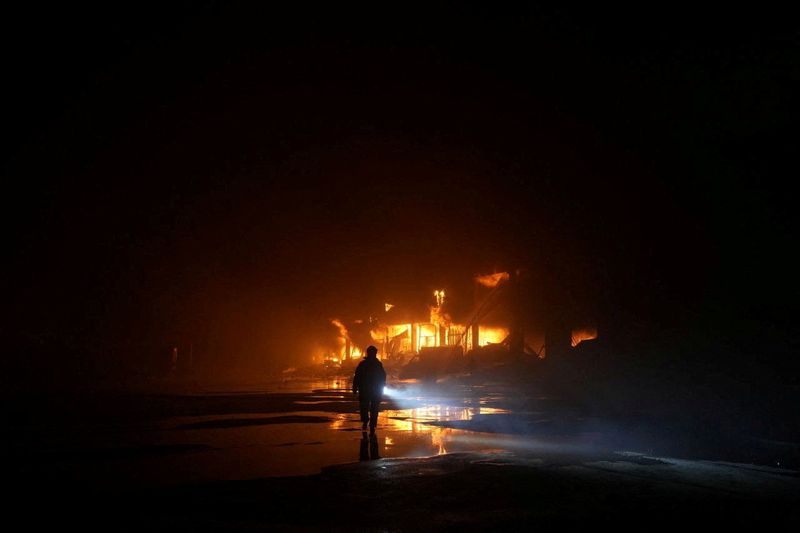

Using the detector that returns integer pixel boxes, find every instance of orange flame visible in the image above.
[475,272,510,288]
[370,324,410,341]
[429,289,452,332]
[331,318,361,359]
[331,319,348,339]
[429,305,451,328]
[571,327,598,347]
[479,325,509,346]
[434,289,445,306]
[388,324,410,337]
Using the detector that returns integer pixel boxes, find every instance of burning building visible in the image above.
[315,269,599,379]
[309,266,600,382]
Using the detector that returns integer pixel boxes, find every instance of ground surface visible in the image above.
[7,376,800,530]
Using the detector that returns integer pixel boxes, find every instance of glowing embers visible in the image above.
[474,271,510,288]
[571,326,598,348]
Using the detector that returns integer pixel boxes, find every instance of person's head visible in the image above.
[366,345,378,359]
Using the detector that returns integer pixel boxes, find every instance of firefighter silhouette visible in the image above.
[352,345,386,433]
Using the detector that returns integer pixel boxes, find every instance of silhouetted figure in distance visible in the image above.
[352,345,386,433]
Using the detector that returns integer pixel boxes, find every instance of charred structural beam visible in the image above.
[508,269,525,355]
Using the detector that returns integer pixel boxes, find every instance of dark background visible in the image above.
[2,4,798,414]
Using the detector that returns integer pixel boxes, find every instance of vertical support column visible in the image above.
[471,323,480,350]
[411,323,418,353]
[472,280,480,351]
[509,269,525,355]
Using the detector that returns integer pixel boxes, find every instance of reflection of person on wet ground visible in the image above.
[352,345,386,433]
[359,431,380,461]
[467,385,482,417]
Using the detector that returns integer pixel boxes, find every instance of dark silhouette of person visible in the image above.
[352,345,386,433]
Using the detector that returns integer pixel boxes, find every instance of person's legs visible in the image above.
[359,397,370,430]
[368,398,380,431]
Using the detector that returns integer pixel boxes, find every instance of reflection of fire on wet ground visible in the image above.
[20,378,798,496]
[321,378,516,460]
[87,379,525,483]
[378,405,509,456]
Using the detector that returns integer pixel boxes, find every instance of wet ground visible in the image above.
[7,376,800,529]
[8,378,526,485]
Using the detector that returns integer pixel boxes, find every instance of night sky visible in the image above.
[3,5,798,387]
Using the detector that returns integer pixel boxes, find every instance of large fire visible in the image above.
[314,270,547,370]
